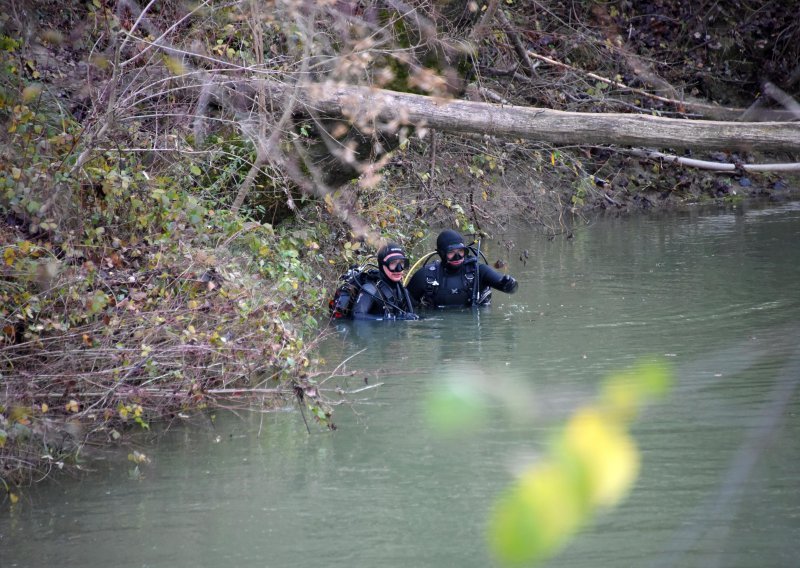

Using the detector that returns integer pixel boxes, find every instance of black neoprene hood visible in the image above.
[436,229,466,258]
[377,242,407,267]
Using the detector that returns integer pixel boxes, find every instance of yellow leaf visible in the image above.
[128,450,150,464]
[482,190,488,201]
[550,152,556,166]
[40,30,64,45]
[65,399,80,413]
[11,167,21,180]
[10,493,19,504]
[489,462,582,565]
[10,406,31,422]
[41,403,49,413]
[562,408,639,508]
[162,55,186,76]
[22,85,42,102]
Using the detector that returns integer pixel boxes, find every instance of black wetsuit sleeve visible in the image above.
[479,264,518,292]
[352,282,385,320]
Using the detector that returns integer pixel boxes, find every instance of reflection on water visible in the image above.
[2,202,800,568]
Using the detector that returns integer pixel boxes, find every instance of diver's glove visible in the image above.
[500,275,518,294]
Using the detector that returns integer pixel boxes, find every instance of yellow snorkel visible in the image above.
[403,251,438,286]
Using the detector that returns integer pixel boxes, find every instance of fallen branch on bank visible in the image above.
[628,149,800,172]
[257,80,800,153]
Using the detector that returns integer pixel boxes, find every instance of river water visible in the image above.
[2,202,800,567]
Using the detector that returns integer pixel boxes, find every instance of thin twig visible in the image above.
[527,50,745,118]
[498,11,538,77]
[469,0,501,42]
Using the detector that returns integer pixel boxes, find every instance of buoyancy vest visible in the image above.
[420,260,491,308]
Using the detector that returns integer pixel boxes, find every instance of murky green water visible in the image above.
[3,202,800,568]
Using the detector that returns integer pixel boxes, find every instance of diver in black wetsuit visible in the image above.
[407,229,518,308]
[351,243,419,320]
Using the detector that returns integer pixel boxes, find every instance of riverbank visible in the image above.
[361,131,800,236]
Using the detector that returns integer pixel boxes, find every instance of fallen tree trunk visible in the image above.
[271,81,800,153]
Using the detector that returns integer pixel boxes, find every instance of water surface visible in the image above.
[2,202,799,568]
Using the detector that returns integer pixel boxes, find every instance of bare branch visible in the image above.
[469,0,501,42]
[763,82,800,120]
[526,50,746,120]
[628,149,800,172]
[497,10,538,77]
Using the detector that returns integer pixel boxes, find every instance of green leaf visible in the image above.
[423,379,486,434]
[87,290,109,315]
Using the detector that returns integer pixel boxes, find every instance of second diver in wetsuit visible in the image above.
[407,229,518,308]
